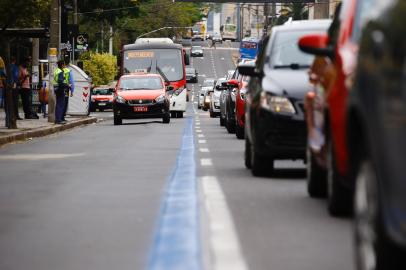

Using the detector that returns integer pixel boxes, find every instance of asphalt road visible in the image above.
[0,41,355,270]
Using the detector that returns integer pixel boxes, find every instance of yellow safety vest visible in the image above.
[53,67,70,85]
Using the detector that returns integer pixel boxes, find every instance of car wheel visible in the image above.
[171,112,177,118]
[326,136,353,216]
[209,109,215,118]
[177,111,183,118]
[306,147,327,198]
[235,124,244,139]
[198,104,201,109]
[225,113,235,134]
[354,159,404,270]
[113,114,122,125]
[220,115,225,126]
[99,108,104,112]
[245,137,252,169]
[251,141,273,177]
[162,113,170,124]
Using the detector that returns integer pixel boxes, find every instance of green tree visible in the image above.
[276,3,309,25]
[82,53,117,85]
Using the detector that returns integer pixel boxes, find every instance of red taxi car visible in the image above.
[113,73,171,125]
[90,85,114,112]
[298,0,359,215]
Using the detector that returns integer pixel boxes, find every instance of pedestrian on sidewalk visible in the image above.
[9,57,21,119]
[62,57,74,122]
[54,60,69,124]
[18,57,38,119]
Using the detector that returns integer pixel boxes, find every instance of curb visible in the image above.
[0,117,98,147]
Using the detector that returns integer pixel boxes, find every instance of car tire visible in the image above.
[307,147,327,198]
[198,104,201,109]
[209,109,215,118]
[162,113,170,124]
[251,142,273,177]
[220,116,225,126]
[326,136,353,216]
[226,113,235,133]
[235,124,244,139]
[171,112,177,118]
[177,111,183,118]
[203,106,208,111]
[99,108,104,112]
[354,158,405,270]
[245,137,252,169]
[113,114,122,125]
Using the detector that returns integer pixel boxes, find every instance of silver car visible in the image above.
[210,77,227,118]
[198,78,215,109]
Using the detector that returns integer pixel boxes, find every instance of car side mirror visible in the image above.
[298,34,334,59]
[238,64,260,77]
[227,79,239,88]
[166,85,174,91]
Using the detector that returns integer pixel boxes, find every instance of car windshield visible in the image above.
[123,49,183,81]
[270,29,322,69]
[119,77,163,90]
[203,80,215,87]
[93,88,113,95]
[192,46,202,50]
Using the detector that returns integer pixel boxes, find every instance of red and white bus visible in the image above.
[121,40,189,118]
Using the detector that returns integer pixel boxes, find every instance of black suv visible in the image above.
[347,0,406,268]
[239,20,331,176]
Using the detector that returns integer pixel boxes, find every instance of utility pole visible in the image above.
[48,0,60,123]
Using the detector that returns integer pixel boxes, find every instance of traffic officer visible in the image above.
[54,60,70,124]
[62,57,74,122]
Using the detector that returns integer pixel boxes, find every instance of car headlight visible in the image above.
[155,94,165,103]
[260,92,295,114]
[116,95,126,104]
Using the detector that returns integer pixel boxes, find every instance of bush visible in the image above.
[82,53,117,86]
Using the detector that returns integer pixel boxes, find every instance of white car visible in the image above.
[169,87,187,118]
[209,78,227,117]
[198,78,215,109]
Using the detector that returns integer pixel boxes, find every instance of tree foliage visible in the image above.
[82,53,117,86]
[0,0,51,31]
[276,3,309,25]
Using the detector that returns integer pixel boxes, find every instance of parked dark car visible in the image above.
[239,20,331,176]
[186,67,198,83]
[346,0,406,268]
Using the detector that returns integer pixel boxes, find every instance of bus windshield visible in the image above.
[123,49,183,82]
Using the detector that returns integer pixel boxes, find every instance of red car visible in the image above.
[90,85,114,112]
[298,0,359,216]
[113,73,171,125]
[235,60,255,139]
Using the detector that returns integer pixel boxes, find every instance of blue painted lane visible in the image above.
[148,117,201,270]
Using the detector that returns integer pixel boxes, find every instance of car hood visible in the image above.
[117,90,164,100]
[213,90,222,98]
[262,69,311,100]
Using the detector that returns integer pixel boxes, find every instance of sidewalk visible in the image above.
[0,108,97,147]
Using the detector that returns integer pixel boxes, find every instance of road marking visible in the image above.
[200,158,213,166]
[199,148,210,153]
[198,140,206,144]
[196,129,202,133]
[201,176,249,270]
[198,134,205,138]
[148,118,201,270]
[0,153,85,160]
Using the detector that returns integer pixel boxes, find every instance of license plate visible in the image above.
[98,102,106,106]
[133,106,148,112]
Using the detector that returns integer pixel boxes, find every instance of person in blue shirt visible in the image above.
[62,58,74,122]
[8,57,22,119]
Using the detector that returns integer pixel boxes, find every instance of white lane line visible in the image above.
[199,148,210,153]
[201,176,249,270]
[198,134,205,138]
[196,130,202,133]
[198,139,206,144]
[200,158,213,166]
